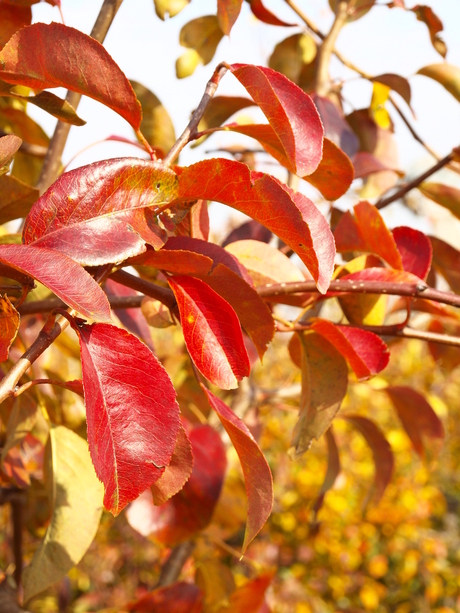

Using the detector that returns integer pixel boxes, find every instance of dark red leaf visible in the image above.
[126,425,227,545]
[0,134,22,167]
[222,220,272,247]
[313,427,341,515]
[0,23,143,129]
[229,64,323,176]
[175,159,335,293]
[126,582,203,613]
[78,323,180,515]
[385,386,444,458]
[312,319,390,379]
[203,388,273,552]
[217,0,243,34]
[23,158,178,265]
[0,2,31,50]
[343,415,394,502]
[168,275,250,389]
[0,244,111,322]
[313,94,359,158]
[150,425,194,505]
[392,226,432,279]
[247,0,296,26]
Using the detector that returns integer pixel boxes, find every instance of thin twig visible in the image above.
[18,294,145,315]
[162,63,228,166]
[109,270,176,309]
[156,541,195,587]
[315,1,350,96]
[36,0,124,194]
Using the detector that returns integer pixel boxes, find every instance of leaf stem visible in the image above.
[36,0,124,194]
[162,63,228,166]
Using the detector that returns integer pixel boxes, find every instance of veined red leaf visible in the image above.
[342,415,394,502]
[78,323,180,515]
[292,332,348,456]
[392,226,432,279]
[313,427,341,515]
[0,134,21,168]
[175,159,335,293]
[0,23,143,130]
[385,386,444,458]
[248,0,296,26]
[168,275,250,389]
[417,64,460,103]
[218,0,243,34]
[0,295,19,362]
[419,182,460,221]
[430,236,460,294]
[126,425,227,545]
[126,582,203,613]
[0,244,111,322]
[150,425,193,505]
[203,388,273,552]
[23,158,178,265]
[311,319,390,379]
[0,2,31,50]
[229,64,323,176]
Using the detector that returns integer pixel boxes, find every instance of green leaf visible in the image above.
[23,426,104,603]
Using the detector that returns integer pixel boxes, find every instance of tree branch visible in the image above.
[314,1,350,96]
[36,0,124,194]
[109,270,176,309]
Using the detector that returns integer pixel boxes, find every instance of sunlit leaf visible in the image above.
[168,275,250,389]
[329,0,376,21]
[22,426,104,603]
[0,23,143,129]
[220,573,274,612]
[392,226,432,279]
[417,63,460,103]
[23,158,178,265]
[230,64,324,176]
[178,15,224,73]
[268,33,317,84]
[78,323,180,515]
[291,331,348,456]
[130,81,176,155]
[154,0,190,20]
[247,0,296,26]
[343,415,394,502]
[218,0,243,35]
[0,2,31,50]
[0,134,21,168]
[370,81,391,129]
[0,294,18,362]
[5,90,86,126]
[371,73,411,107]
[150,425,193,505]
[203,388,273,552]
[385,386,444,458]
[0,244,111,322]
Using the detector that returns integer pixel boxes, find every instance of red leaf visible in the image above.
[352,151,403,179]
[168,275,250,389]
[217,0,243,34]
[0,244,111,322]
[175,159,335,293]
[229,64,323,176]
[0,134,22,167]
[126,425,227,545]
[150,425,194,505]
[0,295,19,362]
[78,323,180,515]
[225,573,274,612]
[222,220,272,246]
[248,0,296,27]
[0,23,142,130]
[313,94,359,158]
[23,159,177,265]
[311,319,390,379]
[353,201,402,269]
[385,386,444,458]
[0,2,31,50]
[203,388,273,552]
[343,415,394,502]
[392,226,432,279]
[126,582,203,613]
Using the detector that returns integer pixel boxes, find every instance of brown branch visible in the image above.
[162,63,228,166]
[375,150,456,209]
[109,270,176,309]
[18,294,145,315]
[315,1,350,96]
[156,541,195,588]
[36,0,124,194]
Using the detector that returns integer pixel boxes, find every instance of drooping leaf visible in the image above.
[370,81,391,129]
[175,159,335,293]
[203,388,273,552]
[154,0,190,20]
[311,319,390,380]
[126,582,203,613]
[229,64,323,176]
[352,151,403,179]
[313,427,341,515]
[371,73,412,108]
[247,0,296,26]
[419,182,460,221]
[0,134,21,168]
[0,173,38,224]
[0,244,111,322]
[392,226,432,279]
[417,63,460,103]
[177,15,224,76]
[0,23,143,129]
[385,386,444,458]
[0,294,18,362]
[430,236,460,294]
[291,332,348,456]
[217,0,243,35]
[222,220,272,247]
[0,2,31,50]
[22,426,104,603]
[23,158,178,265]
[342,415,394,502]
[130,81,176,155]
[150,425,194,505]
[268,33,317,85]
[168,275,250,389]
[126,425,227,545]
[5,90,86,126]
[78,323,180,515]
[412,5,446,57]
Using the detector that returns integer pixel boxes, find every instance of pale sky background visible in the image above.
[28,0,460,237]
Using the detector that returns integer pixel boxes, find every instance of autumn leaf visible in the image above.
[0,294,19,362]
[417,64,460,103]
[78,323,180,515]
[392,226,432,279]
[0,174,39,224]
[419,182,460,221]
[313,427,341,515]
[248,0,296,26]
[217,0,243,34]
[126,582,203,613]
[0,134,22,168]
